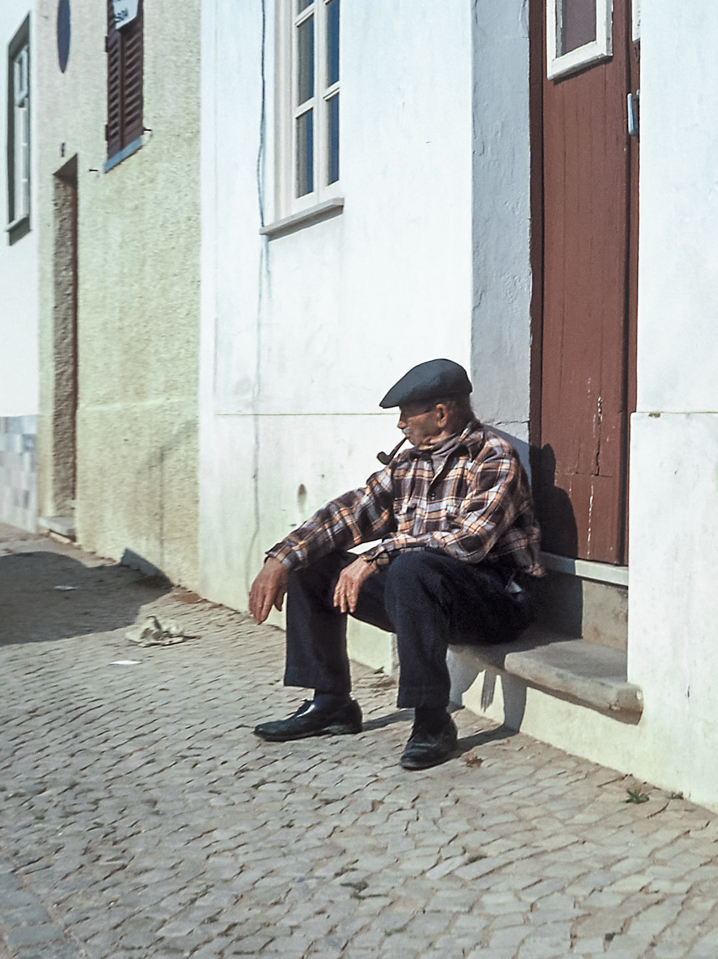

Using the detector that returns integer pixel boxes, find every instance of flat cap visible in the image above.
[379,358,473,409]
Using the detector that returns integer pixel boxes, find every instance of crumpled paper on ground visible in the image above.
[125,615,186,646]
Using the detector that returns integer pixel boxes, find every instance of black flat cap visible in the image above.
[380,358,473,409]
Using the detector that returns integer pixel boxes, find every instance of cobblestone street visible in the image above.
[2,527,718,959]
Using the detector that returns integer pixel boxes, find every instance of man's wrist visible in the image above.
[265,546,296,570]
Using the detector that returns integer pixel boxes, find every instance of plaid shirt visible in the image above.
[267,421,544,577]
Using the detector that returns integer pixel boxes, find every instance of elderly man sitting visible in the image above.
[249,358,543,769]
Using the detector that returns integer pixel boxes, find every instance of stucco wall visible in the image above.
[1,1,39,420]
[37,0,200,585]
[200,0,474,610]
[1,2,39,530]
[624,0,718,809]
[471,0,532,451]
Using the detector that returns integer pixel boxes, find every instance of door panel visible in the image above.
[535,0,638,565]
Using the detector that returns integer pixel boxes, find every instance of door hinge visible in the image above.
[627,90,640,138]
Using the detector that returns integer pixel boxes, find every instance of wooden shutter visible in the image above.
[106,0,144,161]
[122,8,144,145]
[106,4,122,160]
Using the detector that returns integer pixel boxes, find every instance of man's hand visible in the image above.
[249,557,288,625]
[333,557,376,614]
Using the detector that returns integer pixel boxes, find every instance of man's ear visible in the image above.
[435,403,449,427]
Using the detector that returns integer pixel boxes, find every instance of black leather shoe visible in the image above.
[253,699,362,742]
[400,715,458,770]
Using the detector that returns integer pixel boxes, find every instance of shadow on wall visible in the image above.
[448,653,529,734]
[530,443,583,636]
[137,418,198,574]
[0,547,171,645]
[531,443,578,558]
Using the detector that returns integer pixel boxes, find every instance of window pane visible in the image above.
[14,49,28,100]
[297,0,311,11]
[296,109,314,197]
[327,0,340,87]
[14,100,29,218]
[327,93,339,184]
[561,0,597,55]
[297,16,314,106]
[21,102,30,215]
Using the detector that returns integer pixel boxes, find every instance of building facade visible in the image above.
[14,0,718,810]
[1,0,39,531]
[35,0,201,586]
[199,0,718,811]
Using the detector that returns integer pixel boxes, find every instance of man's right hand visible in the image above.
[248,557,288,625]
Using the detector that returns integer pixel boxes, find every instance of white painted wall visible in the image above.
[200,0,473,609]
[625,0,718,809]
[0,1,39,417]
[200,0,718,811]
[471,0,532,454]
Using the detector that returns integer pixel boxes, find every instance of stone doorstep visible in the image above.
[448,626,643,719]
[37,516,76,540]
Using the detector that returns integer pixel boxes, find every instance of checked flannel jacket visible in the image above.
[267,420,544,578]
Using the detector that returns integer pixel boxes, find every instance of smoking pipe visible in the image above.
[376,436,408,465]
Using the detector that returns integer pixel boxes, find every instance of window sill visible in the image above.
[259,197,344,239]
[6,214,30,245]
[104,135,143,173]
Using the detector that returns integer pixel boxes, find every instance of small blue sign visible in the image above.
[57,0,70,73]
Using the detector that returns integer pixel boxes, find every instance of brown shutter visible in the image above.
[106,9,123,159]
[106,0,143,161]
[122,4,144,145]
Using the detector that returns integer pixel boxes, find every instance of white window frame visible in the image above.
[275,0,341,221]
[547,0,613,80]
[632,0,640,43]
[6,21,31,238]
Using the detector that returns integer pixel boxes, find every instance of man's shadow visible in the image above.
[530,443,582,636]
[362,708,521,753]
[0,544,171,645]
[531,443,579,559]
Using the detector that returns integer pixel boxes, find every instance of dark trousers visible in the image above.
[284,549,534,709]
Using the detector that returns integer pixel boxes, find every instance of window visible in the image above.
[6,16,30,244]
[276,0,341,219]
[105,0,144,172]
[546,0,612,80]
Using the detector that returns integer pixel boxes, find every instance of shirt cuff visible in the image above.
[361,544,391,568]
[266,542,301,570]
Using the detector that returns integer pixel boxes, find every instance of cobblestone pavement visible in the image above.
[2,529,718,959]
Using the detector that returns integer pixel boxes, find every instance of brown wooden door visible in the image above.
[532,0,639,565]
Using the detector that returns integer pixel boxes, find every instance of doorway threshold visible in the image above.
[37,516,76,541]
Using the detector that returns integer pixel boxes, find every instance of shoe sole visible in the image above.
[400,746,458,770]
[254,723,362,743]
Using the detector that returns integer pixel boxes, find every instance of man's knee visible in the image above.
[384,551,449,610]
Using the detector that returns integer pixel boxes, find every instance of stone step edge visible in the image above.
[37,516,76,540]
[447,626,643,718]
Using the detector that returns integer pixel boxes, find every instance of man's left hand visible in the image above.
[333,557,376,614]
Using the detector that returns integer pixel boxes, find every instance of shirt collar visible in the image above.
[407,419,484,459]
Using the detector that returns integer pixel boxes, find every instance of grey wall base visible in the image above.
[534,570,628,651]
[0,415,38,532]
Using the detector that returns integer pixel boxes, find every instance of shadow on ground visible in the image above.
[0,544,171,645]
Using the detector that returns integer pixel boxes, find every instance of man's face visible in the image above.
[397,403,442,448]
